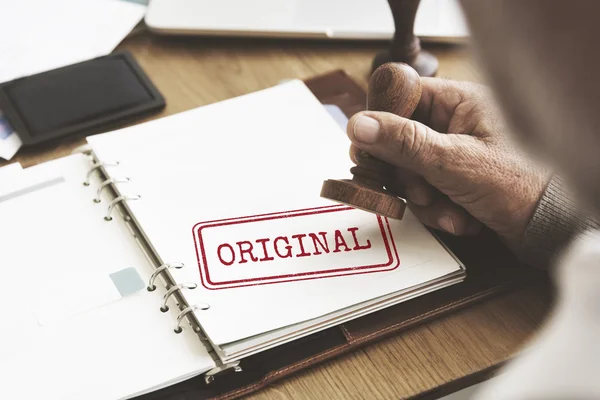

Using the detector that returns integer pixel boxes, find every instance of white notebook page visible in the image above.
[0,154,215,400]
[88,81,462,346]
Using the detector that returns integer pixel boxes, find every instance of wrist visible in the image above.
[518,175,599,268]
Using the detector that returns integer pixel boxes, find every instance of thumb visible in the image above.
[346,111,453,177]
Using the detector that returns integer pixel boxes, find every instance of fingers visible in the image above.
[388,167,436,207]
[347,111,453,178]
[408,196,483,236]
[412,78,488,132]
[350,143,436,206]
[411,78,462,130]
[347,110,484,182]
[348,122,482,236]
[411,77,447,125]
[349,144,362,164]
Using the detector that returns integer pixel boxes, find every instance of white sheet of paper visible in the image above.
[220,272,463,360]
[0,154,215,400]
[323,104,349,130]
[0,161,22,181]
[88,80,462,346]
[0,0,145,83]
[32,266,141,326]
[0,112,22,160]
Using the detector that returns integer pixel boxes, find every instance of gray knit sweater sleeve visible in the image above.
[519,175,599,268]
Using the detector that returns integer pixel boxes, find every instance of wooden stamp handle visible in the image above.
[351,63,422,187]
[320,63,422,220]
[368,62,422,116]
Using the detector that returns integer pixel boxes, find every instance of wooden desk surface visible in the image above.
[3,33,551,399]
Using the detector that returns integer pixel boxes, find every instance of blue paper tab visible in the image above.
[0,113,13,140]
[0,111,22,160]
[110,267,145,297]
[323,104,349,131]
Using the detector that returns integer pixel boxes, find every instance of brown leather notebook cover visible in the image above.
[135,70,543,400]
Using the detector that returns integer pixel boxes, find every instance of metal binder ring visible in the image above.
[83,161,119,186]
[147,263,185,291]
[160,283,197,312]
[104,195,141,221]
[93,177,130,203]
[174,304,210,334]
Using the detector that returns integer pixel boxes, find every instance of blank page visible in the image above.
[0,154,215,400]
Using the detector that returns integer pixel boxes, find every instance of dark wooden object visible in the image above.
[372,0,439,77]
[320,62,422,220]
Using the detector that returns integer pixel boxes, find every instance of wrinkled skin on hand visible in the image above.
[347,78,549,251]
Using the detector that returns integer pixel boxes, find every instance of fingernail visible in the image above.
[439,215,456,234]
[353,116,380,144]
[406,187,429,206]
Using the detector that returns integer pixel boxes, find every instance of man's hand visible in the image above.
[347,78,549,249]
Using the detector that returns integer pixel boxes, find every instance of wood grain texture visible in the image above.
[1,31,550,399]
[368,62,422,117]
[320,177,407,220]
[246,284,550,400]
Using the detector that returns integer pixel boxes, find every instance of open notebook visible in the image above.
[0,80,464,399]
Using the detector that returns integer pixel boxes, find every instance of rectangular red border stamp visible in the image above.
[192,205,400,290]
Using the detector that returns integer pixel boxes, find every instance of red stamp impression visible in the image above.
[192,205,400,290]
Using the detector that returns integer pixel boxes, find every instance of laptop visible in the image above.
[145,0,469,43]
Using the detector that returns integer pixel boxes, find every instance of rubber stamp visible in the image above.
[372,0,439,77]
[320,62,422,220]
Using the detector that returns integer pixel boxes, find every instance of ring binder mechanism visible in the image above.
[83,161,119,186]
[104,194,141,221]
[204,362,243,384]
[147,262,185,291]
[161,283,198,312]
[174,304,210,334]
[94,177,130,203]
[83,151,238,383]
